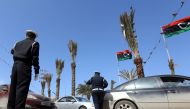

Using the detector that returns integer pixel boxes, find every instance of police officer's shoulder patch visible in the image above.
[31,41,39,53]
[32,41,37,48]
[32,41,39,48]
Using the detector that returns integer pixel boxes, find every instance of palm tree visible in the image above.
[41,79,46,96]
[56,59,64,99]
[120,7,145,78]
[68,40,77,96]
[169,59,175,75]
[76,81,92,100]
[43,73,53,98]
[119,69,137,81]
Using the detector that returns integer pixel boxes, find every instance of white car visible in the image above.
[55,96,94,109]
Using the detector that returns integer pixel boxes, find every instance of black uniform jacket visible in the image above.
[87,75,108,89]
[11,38,40,74]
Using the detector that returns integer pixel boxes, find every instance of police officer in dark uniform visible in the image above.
[86,72,108,109]
[7,30,40,109]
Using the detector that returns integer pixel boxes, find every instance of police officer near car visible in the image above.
[86,71,108,109]
[7,30,40,109]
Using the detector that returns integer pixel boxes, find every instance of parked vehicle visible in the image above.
[0,84,57,109]
[103,75,190,109]
[55,96,94,109]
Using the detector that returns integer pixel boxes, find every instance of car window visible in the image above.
[160,77,190,87]
[114,81,135,90]
[66,97,76,102]
[114,83,126,90]
[75,97,89,102]
[59,97,67,102]
[135,77,161,89]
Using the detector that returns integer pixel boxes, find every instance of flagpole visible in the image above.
[117,61,121,83]
[161,28,175,75]
[116,55,121,83]
[161,28,171,60]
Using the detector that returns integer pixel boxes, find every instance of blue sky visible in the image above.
[0,0,190,97]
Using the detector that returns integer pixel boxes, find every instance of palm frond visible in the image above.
[43,73,52,84]
[56,59,64,78]
[76,81,92,100]
[68,40,78,62]
[41,80,46,88]
[120,7,139,58]
[119,69,137,81]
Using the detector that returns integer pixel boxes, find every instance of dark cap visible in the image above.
[95,71,100,75]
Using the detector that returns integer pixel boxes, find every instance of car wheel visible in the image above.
[114,100,137,109]
[79,105,87,109]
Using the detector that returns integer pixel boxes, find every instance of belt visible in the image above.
[92,88,103,91]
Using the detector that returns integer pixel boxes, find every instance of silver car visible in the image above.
[55,96,94,109]
[103,75,190,109]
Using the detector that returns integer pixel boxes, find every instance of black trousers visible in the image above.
[92,90,105,109]
[7,61,32,109]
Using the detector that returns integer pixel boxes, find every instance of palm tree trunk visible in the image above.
[47,82,51,98]
[48,89,51,98]
[41,80,46,96]
[41,88,45,96]
[134,57,144,78]
[56,78,60,99]
[169,59,175,75]
[71,62,76,96]
[87,95,91,100]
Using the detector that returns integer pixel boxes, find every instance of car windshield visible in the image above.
[114,80,135,90]
[75,97,89,102]
[135,77,161,89]
[114,77,161,90]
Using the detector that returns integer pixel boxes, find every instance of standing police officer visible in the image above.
[86,72,108,109]
[7,30,40,109]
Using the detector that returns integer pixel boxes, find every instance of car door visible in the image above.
[56,97,68,109]
[66,96,78,109]
[160,76,190,109]
[130,77,169,109]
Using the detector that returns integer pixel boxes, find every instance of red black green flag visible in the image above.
[116,50,132,61]
[162,16,190,38]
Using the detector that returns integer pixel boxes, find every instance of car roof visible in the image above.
[147,74,190,79]
[61,96,75,98]
[114,74,190,89]
[60,96,85,99]
[131,75,190,82]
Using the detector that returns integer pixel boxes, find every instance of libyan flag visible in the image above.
[162,16,190,38]
[116,50,132,61]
